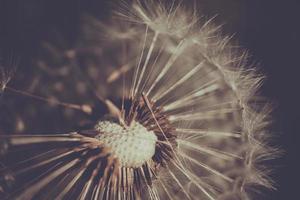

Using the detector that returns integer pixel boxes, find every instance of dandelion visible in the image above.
[0,1,276,200]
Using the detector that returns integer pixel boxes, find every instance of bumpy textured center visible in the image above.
[95,121,158,168]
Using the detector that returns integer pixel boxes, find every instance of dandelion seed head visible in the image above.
[95,120,157,168]
[0,1,277,200]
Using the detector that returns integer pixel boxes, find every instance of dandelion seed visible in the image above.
[0,1,276,200]
[0,51,18,93]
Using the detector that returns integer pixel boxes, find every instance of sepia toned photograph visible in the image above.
[0,1,298,199]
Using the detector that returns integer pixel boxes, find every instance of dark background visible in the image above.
[0,0,299,199]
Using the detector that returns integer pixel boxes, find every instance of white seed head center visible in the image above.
[95,121,157,168]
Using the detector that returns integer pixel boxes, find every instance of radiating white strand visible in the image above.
[139,165,159,200]
[79,174,94,200]
[57,154,104,199]
[56,167,86,199]
[142,93,187,171]
[177,139,243,160]
[157,178,174,200]
[183,168,219,198]
[178,151,233,183]
[134,31,159,97]
[42,173,70,200]
[168,159,216,200]
[6,149,58,168]
[6,163,61,200]
[147,183,160,200]
[17,159,80,200]
[166,165,192,200]
[6,134,80,145]
[166,0,176,24]
[175,128,241,138]
[133,4,152,23]
[131,25,149,98]
[166,100,240,117]
[162,80,219,111]
[145,39,186,97]
[153,61,205,102]
[140,43,166,94]
[15,148,86,175]
[169,108,236,122]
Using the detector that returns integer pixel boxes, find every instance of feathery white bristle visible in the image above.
[0,1,276,200]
